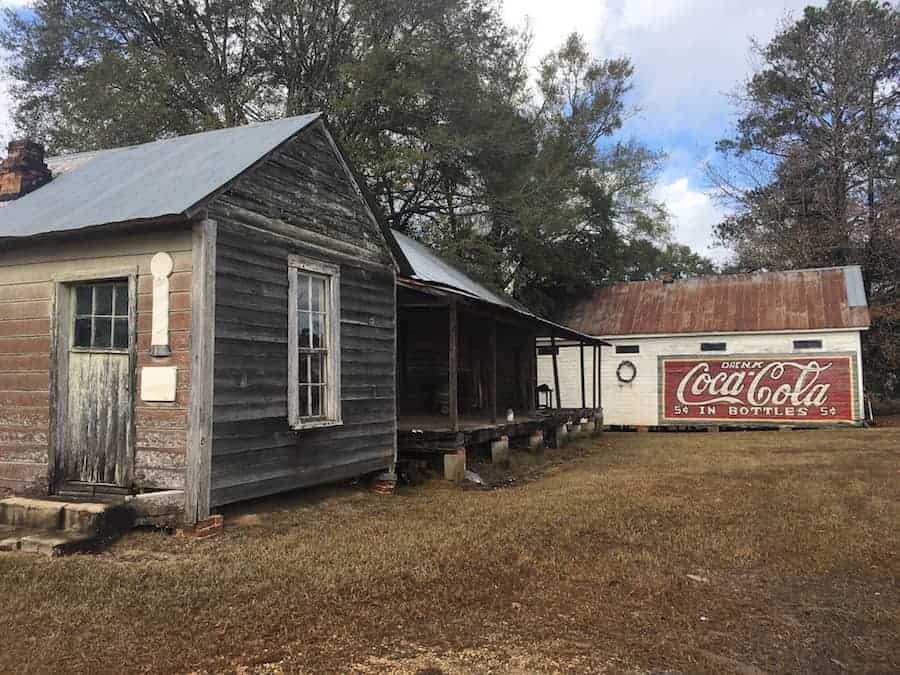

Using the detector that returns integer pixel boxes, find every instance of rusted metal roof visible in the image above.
[561,266,870,337]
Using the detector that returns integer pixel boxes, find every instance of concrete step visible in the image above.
[0,497,135,556]
[0,529,96,556]
[0,497,133,537]
[0,497,66,530]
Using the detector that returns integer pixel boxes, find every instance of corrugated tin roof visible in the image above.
[0,113,320,238]
[561,266,870,337]
[394,229,605,344]
[393,230,526,311]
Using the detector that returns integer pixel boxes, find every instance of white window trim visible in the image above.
[288,254,342,430]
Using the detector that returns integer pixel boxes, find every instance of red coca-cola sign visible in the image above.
[660,354,858,424]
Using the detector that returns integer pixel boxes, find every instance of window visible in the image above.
[537,346,559,356]
[794,339,823,350]
[615,345,640,354]
[700,342,727,352]
[72,281,130,351]
[288,256,341,429]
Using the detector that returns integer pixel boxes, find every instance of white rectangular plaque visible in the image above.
[140,366,177,402]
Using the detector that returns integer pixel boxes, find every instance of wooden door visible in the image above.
[56,280,134,491]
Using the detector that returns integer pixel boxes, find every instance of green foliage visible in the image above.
[1,1,714,316]
[711,0,900,402]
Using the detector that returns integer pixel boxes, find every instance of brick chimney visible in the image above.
[0,139,52,201]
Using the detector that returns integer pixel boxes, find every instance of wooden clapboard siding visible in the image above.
[0,225,193,496]
[207,121,396,507]
[397,303,535,418]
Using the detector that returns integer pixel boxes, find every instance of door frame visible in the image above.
[48,267,138,494]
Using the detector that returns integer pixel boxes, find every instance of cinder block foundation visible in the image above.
[444,448,466,482]
[491,436,510,465]
[552,424,568,448]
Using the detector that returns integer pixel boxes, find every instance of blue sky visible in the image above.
[502,0,826,263]
[0,0,824,263]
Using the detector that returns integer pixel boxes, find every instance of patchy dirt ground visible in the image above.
[0,428,897,674]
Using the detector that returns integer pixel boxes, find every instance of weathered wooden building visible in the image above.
[392,231,603,476]
[0,115,407,523]
[539,267,871,428]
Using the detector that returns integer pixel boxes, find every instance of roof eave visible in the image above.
[0,212,194,246]
[398,276,608,346]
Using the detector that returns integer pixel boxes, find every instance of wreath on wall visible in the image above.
[616,360,637,383]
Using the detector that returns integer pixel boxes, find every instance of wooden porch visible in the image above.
[398,409,599,453]
[395,279,603,478]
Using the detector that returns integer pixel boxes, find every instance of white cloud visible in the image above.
[653,176,727,263]
[504,0,821,258]
[501,0,608,69]
[0,75,13,144]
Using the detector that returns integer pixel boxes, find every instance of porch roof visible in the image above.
[393,230,607,346]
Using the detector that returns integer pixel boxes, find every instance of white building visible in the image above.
[539,266,871,428]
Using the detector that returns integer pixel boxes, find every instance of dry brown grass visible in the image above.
[0,428,897,674]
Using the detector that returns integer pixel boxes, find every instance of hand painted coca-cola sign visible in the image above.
[660,354,858,424]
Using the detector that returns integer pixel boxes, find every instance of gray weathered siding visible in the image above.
[207,121,396,507]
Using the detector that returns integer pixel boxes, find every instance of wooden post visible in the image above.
[550,336,561,409]
[489,318,497,425]
[579,342,587,410]
[186,218,217,525]
[528,333,537,415]
[592,345,598,410]
[449,300,459,432]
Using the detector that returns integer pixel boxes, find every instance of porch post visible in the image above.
[580,342,587,409]
[448,299,459,432]
[489,318,497,425]
[592,344,597,409]
[528,333,537,415]
[550,335,561,409]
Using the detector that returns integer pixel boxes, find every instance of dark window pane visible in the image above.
[310,354,323,384]
[94,285,113,315]
[297,274,310,311]
[75,286,93,315]
[74,317,92,347]
[113,318,129,349]
[616,345,640,354]
[794,339,822,350]
[311,277,326,312]
[114,283,128,316]
[700,342,726,352]
[298,311,310,348]
[93,317,112,348]
[299,385,309,417]
[311,313,323,348]
[299,353,309,384]
[310,385,322,417]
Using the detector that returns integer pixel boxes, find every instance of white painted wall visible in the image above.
[538,330,866,426]
[536,345,597,409]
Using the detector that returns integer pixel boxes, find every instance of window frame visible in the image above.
[70,280,131,354]
[288,255,342,430]
[700,342,727,352]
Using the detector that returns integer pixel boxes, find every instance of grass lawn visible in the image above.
[1,428,897,674]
